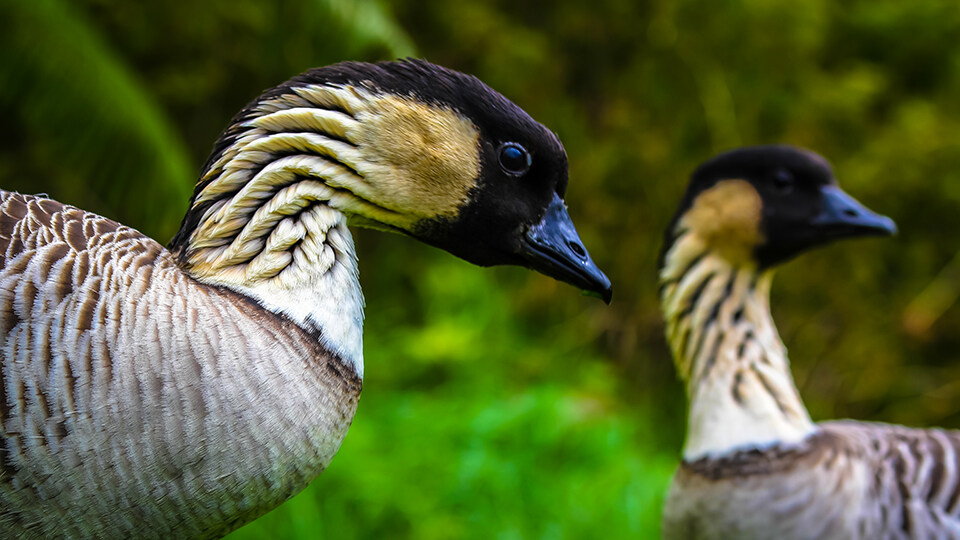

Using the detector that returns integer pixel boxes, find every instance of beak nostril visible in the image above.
[568,241,586,259]
[843,209,858,218]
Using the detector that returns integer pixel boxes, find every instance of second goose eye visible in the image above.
[773,169,794,193]
[498,142,532,176]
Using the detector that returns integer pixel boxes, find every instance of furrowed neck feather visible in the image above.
[168,80,483,379]
[660,229,815,460]
[170,87,385,377]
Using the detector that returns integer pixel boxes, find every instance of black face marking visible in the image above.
[659,145,895,272]
[338,62,607,296]
[419,97,570,271]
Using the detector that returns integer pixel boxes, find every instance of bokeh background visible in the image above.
[3,0,960,537]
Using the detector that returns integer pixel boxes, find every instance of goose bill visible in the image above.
[518,193,612,303]
[812,185,898,238]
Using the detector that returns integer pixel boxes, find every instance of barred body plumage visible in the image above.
[0,192,360,538]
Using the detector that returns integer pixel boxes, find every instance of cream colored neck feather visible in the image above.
[176,84,479,378]
[660,229,816,461]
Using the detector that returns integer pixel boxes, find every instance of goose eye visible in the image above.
[773,169,794,193]
[498,142,531,176]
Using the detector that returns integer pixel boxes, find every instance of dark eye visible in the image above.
[498,142,531,176]
[773,169,794,193]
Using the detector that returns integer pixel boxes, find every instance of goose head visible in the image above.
[666,145,896,269]
[171,59,611,302]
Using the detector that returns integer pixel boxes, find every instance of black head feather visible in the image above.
[661,145,894,270]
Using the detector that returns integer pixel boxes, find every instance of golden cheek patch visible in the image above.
[680,179,764,261]
[347,90,481,221]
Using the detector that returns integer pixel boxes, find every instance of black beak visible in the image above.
[813,185,897,238]
[518,194,613,303]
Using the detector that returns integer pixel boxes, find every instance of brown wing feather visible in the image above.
[667,422,960,539]
[823,420,960,537]
[0,190,165,532]
[0,190,360,538]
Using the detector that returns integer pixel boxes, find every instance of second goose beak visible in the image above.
[812,185,898,238]
[518,194,613,303]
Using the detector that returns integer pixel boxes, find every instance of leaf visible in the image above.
[320,0,417,58]
[0,0,193,239]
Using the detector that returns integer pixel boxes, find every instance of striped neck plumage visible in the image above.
[173,85,402,378]
[659,228,816,460]
[171,81,482,379]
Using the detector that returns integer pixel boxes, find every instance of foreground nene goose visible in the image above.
[658,146,960,539]
[0,59,612,539]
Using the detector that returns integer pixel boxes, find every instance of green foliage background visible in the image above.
[2,0,960,537]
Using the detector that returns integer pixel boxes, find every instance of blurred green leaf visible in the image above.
[0,0,192,238]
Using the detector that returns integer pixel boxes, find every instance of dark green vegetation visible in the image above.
[3,0,960,537]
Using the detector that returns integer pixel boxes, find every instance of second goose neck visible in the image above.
[660,232,815,460]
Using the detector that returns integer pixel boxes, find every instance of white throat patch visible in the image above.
[201,204,365,377]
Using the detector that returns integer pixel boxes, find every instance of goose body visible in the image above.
[0,192,360,537]
[657,146,960,539]
[0,60,611,539]
[668,420,960,539]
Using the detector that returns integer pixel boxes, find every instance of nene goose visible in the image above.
[657,145,960,539]
[0,59,612,539]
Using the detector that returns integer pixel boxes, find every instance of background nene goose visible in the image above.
[657,146,960,539]
[0,59,611,539]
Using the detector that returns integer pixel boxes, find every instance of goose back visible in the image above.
[0,191,361,538]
